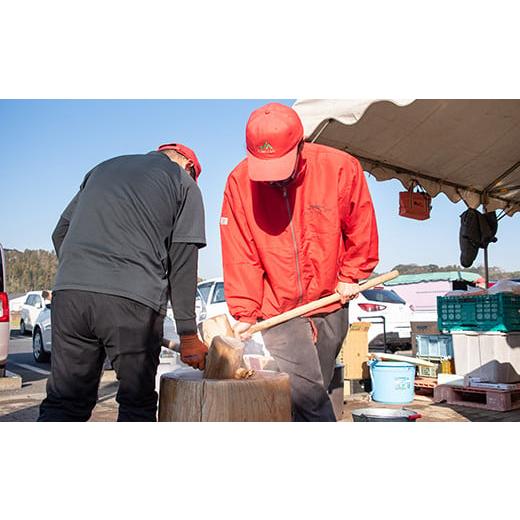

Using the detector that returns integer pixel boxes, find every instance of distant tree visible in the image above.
[3,250,518,296]
[4,249,58,294]
[390,263,519,280]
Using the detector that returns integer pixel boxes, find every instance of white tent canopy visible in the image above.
[292,99,520,216]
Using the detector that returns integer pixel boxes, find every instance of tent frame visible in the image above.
[310,118,520,287]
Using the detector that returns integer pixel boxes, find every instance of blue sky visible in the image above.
[0,99,518,279]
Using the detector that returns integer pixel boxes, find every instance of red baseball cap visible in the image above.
[157,143,202,181]
[246,103,304,182]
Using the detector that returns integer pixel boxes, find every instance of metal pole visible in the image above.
[484,246,489,289]
[482,198,490,289]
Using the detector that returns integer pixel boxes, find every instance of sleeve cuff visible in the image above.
[337,274,359,284]
[233,315,258,325]
[175,318,197,336]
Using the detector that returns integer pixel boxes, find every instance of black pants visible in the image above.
[38,290,163,422]
[261,306,348,422]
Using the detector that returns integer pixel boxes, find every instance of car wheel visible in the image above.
[33,329,50,363]
[20,319,28,336]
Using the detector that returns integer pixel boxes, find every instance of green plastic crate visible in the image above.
[437,293,520,332]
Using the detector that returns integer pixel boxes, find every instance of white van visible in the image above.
[0,244,9,376]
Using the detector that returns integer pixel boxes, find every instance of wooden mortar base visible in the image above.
[159,368,292,422]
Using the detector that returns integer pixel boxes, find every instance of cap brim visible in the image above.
[247,146,299,182]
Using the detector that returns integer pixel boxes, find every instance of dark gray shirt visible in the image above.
[53,151,206,322]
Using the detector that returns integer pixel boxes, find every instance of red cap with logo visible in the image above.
[157,143,202,181]
[246,103,304,182]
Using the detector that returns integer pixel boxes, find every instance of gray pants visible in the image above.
[261,306,348,422]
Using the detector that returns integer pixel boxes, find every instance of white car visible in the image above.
[197,278,232,322]
[197,278,270,360]
[8,294,26,313]
[197,278,413,352]
[32,289,207,363]
[20,290,49,335]
[32,300,52,362]
[354,287,413,351]
[0,244,9,375]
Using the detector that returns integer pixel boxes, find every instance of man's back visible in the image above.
[55,151,201,313]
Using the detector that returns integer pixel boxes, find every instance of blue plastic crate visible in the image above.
[416,334,453,358]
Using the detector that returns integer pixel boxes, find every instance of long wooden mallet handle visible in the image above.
[248,270,400,335]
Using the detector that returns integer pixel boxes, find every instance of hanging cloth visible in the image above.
[459,209,498,268]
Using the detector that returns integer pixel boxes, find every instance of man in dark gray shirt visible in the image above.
[38,143,207,422]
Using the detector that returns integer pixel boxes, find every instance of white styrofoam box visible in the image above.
[452,331,520,383]
[437,374,464,386]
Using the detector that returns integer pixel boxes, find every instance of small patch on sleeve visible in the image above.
[220,217,229,225]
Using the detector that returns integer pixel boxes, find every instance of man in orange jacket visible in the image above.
[220,103,379,421]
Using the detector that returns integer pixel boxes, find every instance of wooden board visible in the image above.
[159,369,292,422]
[372,352,436,367]
[341,322,371,380]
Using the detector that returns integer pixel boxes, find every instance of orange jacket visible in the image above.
[220,143,379,323]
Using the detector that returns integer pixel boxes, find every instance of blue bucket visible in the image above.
[369,360,415,404]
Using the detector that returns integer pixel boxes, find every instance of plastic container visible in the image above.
[352,408,421,422]
[416,334,453,357]
[451,330,520,383]
[368,360,415,404]
[417,359,440,378]
[437,293,520,332]
[440,357,455,374]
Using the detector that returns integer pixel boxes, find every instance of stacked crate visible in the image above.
[411,321,440,356]
[437,293,520,333]
[436,293,520,384]
[415,334,454,378]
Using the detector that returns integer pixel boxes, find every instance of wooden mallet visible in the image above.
[202,270,400,345]
[198,270,400,379]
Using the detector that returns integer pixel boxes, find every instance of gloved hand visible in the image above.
[335,281,360,304]
[233,321,253,340]
[180,333,208,370]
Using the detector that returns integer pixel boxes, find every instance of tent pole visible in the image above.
[482,197,490,288]
[484,246,489,289]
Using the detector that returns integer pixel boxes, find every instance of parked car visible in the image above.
[197,278,413,352]
[32,300,52,362]
[20,290,49,335]
[354,287,413,351]
[8,294,26,313]
[32,289,207,363]
[0,244,9,376]
[197,278,231,321]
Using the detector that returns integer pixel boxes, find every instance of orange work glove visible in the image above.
[180,333,208,370]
